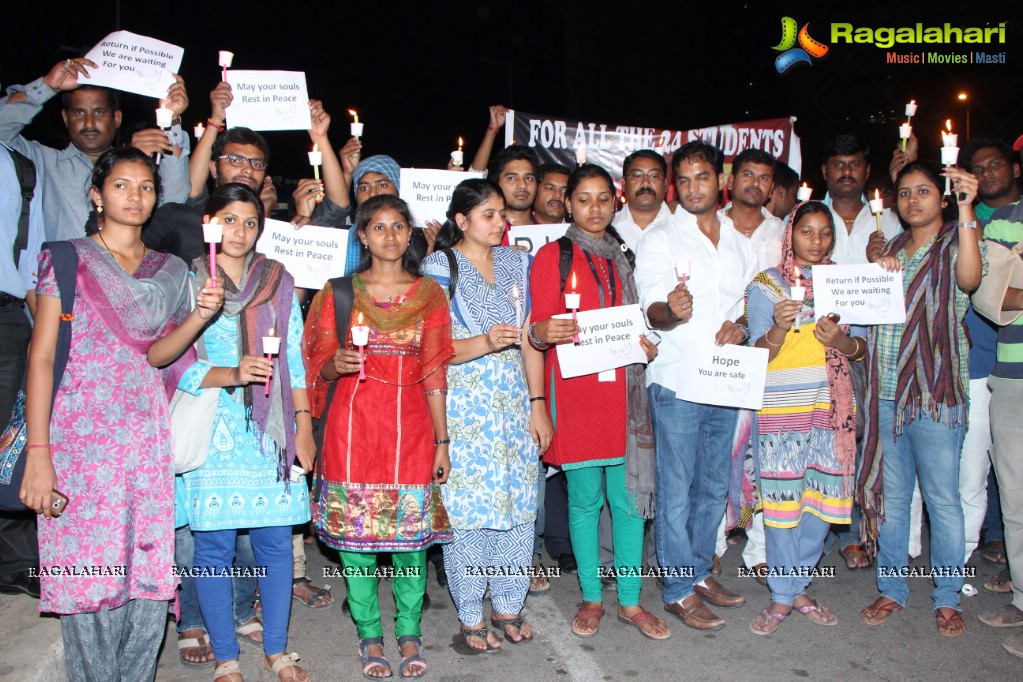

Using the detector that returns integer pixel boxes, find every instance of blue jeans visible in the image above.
[174,525,258,633]
[982,467,1004,542]
[875,400,965,611]
[193,525,293,660]
[764,513,831,606]
[649,384,738,604]
[533,461,546,555]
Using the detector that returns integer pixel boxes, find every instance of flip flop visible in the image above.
[839,544,872,570]
[749,608,788,636]
[936,608,967,638]
[616,609,671,640]
[491,615,534,643]
[264,652,306,681]
[177,631,215,668]
[794,598,838,626]
[860,597,903,626]
[293,576,334,609]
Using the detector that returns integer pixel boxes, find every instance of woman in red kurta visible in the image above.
[528,165,665,641]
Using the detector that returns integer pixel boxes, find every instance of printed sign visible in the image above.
[398,168,485,226]
[508,223,570,255]
[675,341,769,410]
[82,31,183,98]
[812,263,906,325]
[224,71,312,131]
[255,219,347,289]
[553,305,649,378]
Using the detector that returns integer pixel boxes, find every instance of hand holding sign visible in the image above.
[224,70,313,131]
[812,263,906,325]
[43,57,99,93]
[82,31,184,98]
[676,340,768,410]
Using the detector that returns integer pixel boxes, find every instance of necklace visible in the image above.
[96,232,146,274]
[363,271,412,303]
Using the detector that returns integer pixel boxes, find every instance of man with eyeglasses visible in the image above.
[612,150,673,250]
[0,56,191,241]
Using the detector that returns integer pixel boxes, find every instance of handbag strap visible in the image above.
[42,241,78,401]
[312,276,354,501]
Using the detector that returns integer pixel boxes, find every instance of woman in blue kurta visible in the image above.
[178,183,315,682]
[421,179,552,652]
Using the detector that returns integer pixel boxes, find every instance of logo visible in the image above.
[772,17,829,73]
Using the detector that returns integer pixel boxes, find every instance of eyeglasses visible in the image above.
[625,170,665,182]
[218,153,268,171]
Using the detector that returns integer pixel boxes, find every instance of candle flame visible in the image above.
[312,143,319,153]
[357,312,363,325]
[269,327,275,336]
[946,119,953,132]
[793,265,801,283]
[874,188,880,200]
[570,272,577,291]
[348,109,359,123]
[457,136,463,149]
[910,99,916,105]
[209,217,219,225]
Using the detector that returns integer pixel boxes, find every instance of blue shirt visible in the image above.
[0,144,45,298]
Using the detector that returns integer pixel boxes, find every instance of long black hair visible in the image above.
[88,146,161,228]
[354,194,423,275]
[895,160,955,224]
[204,182,266,237]
[433,178,504,252]
[565,164,635,268]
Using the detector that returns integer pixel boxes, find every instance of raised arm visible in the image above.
[469,105,507,173]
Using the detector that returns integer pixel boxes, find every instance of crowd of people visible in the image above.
[0,53,1022,682]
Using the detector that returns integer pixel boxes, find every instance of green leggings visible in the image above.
[565,463,646,605]
[338,550,426,639]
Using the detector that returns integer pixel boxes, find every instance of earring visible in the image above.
[96,204,103,214]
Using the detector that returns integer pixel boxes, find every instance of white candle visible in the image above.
[796,183,812,202]
[789,285,806,302]
[575,141,588,166]
[899,123,912,140]
[261,334,282,355]
[351,324,370,347]
[869,190,885,215]
[791,267,804,331]
[307,144,323,167]
[941,146,959,166]
[349,109,363,139]
[218,51,234,68]
[511,284,523,329]
[905,100,917,118]
[942,120,958,148]
[674,260,690,283]
[451,150,463,166]
[155,106,173,129]
[202,219,223,244]
[194,122,205,139]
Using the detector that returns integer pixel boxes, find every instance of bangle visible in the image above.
[317,370,338,384]
[294,409,311,416]
[527,323,550,349]
[487,125,497,132]
[529,396,546,403]
[206,118,226,132]
[434,438,450,446]
[843,338,864,359]
[763,330,782,348]
[27,444,51,451]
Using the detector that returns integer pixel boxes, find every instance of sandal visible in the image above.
[616,609,671,640]
[839,544,872,570]
[460,626,499,653]
[936,608,967,638]
[235,618,263,647]
[529,555,550,593]
[979,603,1023,628]
[571,606,605,638]
[264,652,306,682]
[860,597,903,626]
[213,660,243,682]
[396,635,427,679]
[981,540,1008,565]
[178,630,215,668]
[984,570,1013,594]
[293,576,334,609]
[794,598,838,626]
[359,637,393,679]
[491,614,534,643]
[749,607,789,636]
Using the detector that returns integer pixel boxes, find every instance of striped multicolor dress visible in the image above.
[747,271,854,529]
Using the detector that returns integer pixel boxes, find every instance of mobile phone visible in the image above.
[646,331,663,347]
[50,490,69,517]
[289,465,304,483]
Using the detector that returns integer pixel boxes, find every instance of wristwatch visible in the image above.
[957,220,978,230]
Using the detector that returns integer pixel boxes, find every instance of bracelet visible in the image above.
[843,338,864,359]
[26,444,51,451]
[424,388,447,396]
[487,125,497,132]
[762,331,782,348]
[317,370,338,384]
[434,438,450,446]
[206,118,226,132]
[529,396,546,403]
[527,323,550,349]
[736,323,750,341]
[294,409,311,416]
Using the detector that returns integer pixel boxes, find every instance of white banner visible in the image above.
[811,263,906,325]
[675,341,768,410]
[255,219,347,289]
[553,305,649,379]
[398,168,484,226]
[508,223,570,256]
[82,31,183,98]
[224,71,312,131]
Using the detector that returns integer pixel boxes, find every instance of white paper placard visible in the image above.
[553,305,649,378]
[398,168,485,226]
[508,223,570,255]
[255,219,347,289]
[675,341,768,410]
[811,263,906,325]
[82,31,183,98]
[224,71,312,131]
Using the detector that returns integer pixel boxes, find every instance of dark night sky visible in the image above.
[3,1,1020,193]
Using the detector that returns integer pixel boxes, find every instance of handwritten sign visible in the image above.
[255,219,347,289]
[398,168,484,226]
[675,341,768,410]
[82,31,183,98]
[224,71,312,131]
[553,305,649,378]
[508,223,570,255]
[812,263,906,325]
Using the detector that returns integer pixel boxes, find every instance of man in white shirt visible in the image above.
[722,148,785,271]
[612,150,673,250]
[636,141,757,630]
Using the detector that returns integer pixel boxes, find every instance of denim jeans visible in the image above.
[875,400,965,611]
[175,525,259,633]
[649,384,738,604]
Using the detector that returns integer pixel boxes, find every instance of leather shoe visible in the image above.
[557,553,577,573]
[0,571,41,599]
[694,577,746,607]
[664,594,725,630]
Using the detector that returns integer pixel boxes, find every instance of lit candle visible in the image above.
[202,217,222,275]
[790,267,805,332]
[942,119,958,148]
[351,312,370,381]
[308,143,322,180]
[349,109,363,139]
[451,136,464,167]
[905,100,917,118]
[575,141,588,166]
[869,188,884,233]
[564,272,581,344]
[194,121,205,139]
[899,123,912,152]
[262,328,280,397]
[155,105,173,129]
[796,183,812,202]
[218,51,234,81]
[674,259,690,285]
[941,121,959,195]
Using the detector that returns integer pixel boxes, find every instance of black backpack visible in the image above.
[6,146,36,270]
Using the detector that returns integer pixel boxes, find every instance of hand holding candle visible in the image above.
[940,120,959,195]
[202,218,222,275]
[451,137,464,167]
[674,259,690,285]
[262,328,280,397]
[796,183,812,202]
[869,189,884,232]
[349,109,363,140]
[351,312,370,381]
[899,123,913,152]
[790,267,805,332]
[564,272,581,344]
